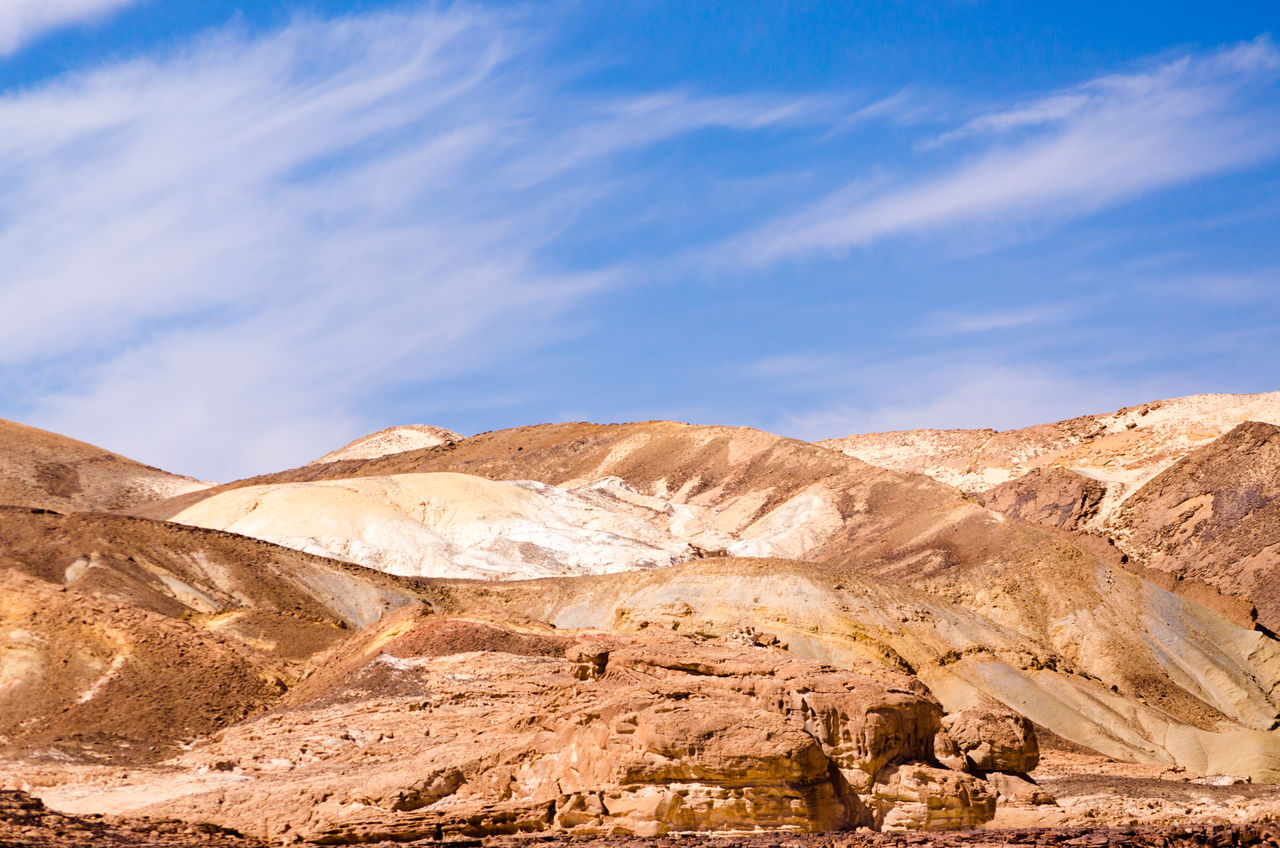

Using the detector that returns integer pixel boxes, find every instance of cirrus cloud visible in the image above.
[0,0,141,55]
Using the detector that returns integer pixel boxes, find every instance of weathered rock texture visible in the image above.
[5,783,1280,848]
[0,790,263,848]
[450,558,1280,783]
[941,710,1040,773]
[40,613,1030,841]
[1109,421,1280,631]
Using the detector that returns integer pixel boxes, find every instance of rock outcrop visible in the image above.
[0,790,262,847]
[62,614,1033,841]
[445,557,1280,783]
[941,709,1040,774]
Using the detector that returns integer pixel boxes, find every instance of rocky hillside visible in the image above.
[4,400,1280,842]
[0,507,422,763]
[93,610,1029,840]
[1109,420,1280,631]
[140,420,1280,780]
[820,391,1280,506]
[820,393,1280,635]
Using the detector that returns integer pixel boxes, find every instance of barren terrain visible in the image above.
[3,391,1280,844]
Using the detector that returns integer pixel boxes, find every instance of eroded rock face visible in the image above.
[92,615,1005,841]
[978,467,1108,532]
[941,709,1040,774]
[869,764,996,831]
[984,771,1055,806]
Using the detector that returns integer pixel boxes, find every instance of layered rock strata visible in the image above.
[70,614,1038,841]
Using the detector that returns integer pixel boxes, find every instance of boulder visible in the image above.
[868,764,996,830]
[941,709,1040,774]
[933,729,967,772]
[984,771,1056,806]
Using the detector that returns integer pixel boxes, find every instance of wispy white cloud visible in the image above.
[5,13,1277,478]
[731,38,1280,265]
[0,7,816,479]
[907,303,1075,337]
[0,0,140,55]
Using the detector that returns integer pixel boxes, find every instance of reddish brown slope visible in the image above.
[0,507,426,763]
[1111,421,1280,631]
[1,568,281,764]
[0,419,207,512]
[978,467,1109,532]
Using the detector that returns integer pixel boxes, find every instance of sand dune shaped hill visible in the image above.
[307,424,462,465]
[168,471,828,580]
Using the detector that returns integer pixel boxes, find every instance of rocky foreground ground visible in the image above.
[4,788,1280,848]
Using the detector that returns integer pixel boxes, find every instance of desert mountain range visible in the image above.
[3,392,1280,843]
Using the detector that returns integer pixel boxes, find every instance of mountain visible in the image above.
[6,402,1280,842]
[308,424,462,465]
[820,393,1280,634]
[820,391,1280,510]
[139,420,1280,780]
[0,418,209,512]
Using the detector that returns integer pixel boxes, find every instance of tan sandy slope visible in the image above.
[440,558,1280,783]
[169,471,825,580]
[0,507,422,763]
[308,424,462,465]
[0,419,209,512]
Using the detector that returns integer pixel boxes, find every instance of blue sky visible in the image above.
[1,1,1277,480]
